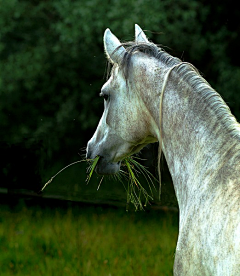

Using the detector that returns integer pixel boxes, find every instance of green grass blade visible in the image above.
[86,156,100,184]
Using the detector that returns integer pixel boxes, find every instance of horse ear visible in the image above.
[135,24,149,43]
[104,28,126,64]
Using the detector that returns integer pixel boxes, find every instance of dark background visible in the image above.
[0,0,239,208]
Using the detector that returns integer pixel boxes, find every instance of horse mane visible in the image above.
[118,41,240,139]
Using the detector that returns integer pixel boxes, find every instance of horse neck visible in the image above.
[160,69,240,211]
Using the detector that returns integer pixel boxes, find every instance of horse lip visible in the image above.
[95,156,121,175]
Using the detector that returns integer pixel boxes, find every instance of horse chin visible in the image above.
[95,158,121,175]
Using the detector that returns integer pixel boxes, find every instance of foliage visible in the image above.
[0,0,239,189]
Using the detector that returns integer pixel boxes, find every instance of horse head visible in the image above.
[86,25,160,174]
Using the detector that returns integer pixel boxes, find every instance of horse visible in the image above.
[86,24,240,275]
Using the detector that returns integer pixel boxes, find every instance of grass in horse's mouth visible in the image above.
[123,157,156,210]
[86,156,157,211]
[41,156,156,211]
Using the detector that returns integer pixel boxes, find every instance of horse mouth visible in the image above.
[95,157,121,175]
[94,144,145,175]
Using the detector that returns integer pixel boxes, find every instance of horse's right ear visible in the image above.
[104,29,126,64]
[135,24,149,43]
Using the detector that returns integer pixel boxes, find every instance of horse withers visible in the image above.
[86,24,240,275]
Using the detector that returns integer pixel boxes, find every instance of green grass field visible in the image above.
[0,199,178,276]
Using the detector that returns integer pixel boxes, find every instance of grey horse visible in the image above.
[87,25,240,275]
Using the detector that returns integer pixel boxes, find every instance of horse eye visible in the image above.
[100,92,109,101]
[103,94,109,101]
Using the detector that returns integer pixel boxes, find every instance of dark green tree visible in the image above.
[0,0,239,191]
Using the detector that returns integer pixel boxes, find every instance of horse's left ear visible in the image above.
[135,24,149,43]
[104,28,126,64]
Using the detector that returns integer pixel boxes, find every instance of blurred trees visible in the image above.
[0,0,239,190]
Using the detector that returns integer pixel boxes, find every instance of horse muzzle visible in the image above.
[95,157,121,175]
[86,142,121,175]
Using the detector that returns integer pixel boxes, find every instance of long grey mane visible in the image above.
[118,42,240,139]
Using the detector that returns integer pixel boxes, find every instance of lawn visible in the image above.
[0,199,178,276]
